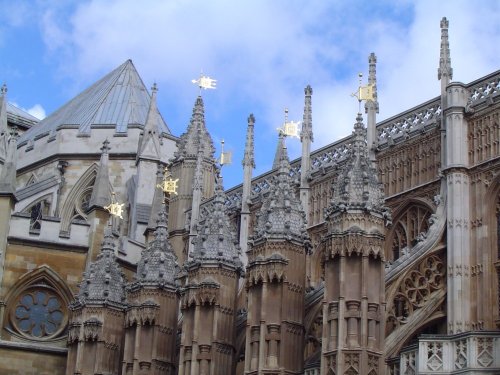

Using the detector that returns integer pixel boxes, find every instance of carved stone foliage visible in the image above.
[323,233,384,260]
[246,253,288,286]
[125,301,159,326]
[180,279,220,308]
[83,318,102,341]
[388,204,433,261]
[387,253,446,333]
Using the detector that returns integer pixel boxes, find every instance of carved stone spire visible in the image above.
[0,84,7,135]
[190,173,243,269]
[88,139,111,210]
[174,96,215,159]
[301,85,313,142]
[0,126,19,195]
[365,53,379,163]
[76,227,126,306]
[438,17,453,87]
[134,204,179,287]
[137,83,161,161]
[145,164,166,237]
[252,144,309,244]
[325,113,388,219]
[272,131,287,169]
[242,113,255,168]
[300,85,313,220]
[0,84,9,166]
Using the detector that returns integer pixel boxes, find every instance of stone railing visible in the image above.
[468,70,500,105]
[397,332,500,374]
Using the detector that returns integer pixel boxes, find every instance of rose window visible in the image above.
[13,289,65,339]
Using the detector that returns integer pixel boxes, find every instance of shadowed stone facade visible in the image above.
[0,17,500,375]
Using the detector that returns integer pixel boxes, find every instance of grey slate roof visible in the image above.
[7,103,40,130]
[19,60,170,143]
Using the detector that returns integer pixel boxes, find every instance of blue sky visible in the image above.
[1,0,499,189]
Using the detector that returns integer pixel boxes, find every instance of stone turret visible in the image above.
[245,143,311,374]
[123,205,180,374]
[179,173,243,375]
[321,113,390,375]
[239,114,255,263]
[168,96,217,263]
[66,228,127,375]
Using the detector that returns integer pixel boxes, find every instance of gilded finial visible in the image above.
[157,166,180,197]
[104,192,125,219]
[351,72,374,113]
[277,108,300,138]
[219,139,232,166]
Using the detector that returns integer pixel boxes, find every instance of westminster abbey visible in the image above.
[0,17,499,375]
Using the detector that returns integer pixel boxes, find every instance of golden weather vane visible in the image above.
[277,108,300,138]
[351,73,374,111]
[157,166,179,197]
[104,192,125,219]
[191,72,217,93]
[219,139,232,167]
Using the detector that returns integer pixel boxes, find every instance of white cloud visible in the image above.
[34,0,500,186]
[27,104,46,120]
[10,102,46,120]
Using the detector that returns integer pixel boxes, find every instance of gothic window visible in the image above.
[390,204,432,261]
[4,267,71,342]
[25,197,52,234]
[13,289,64,338]
[29,202,42,232]
[71,186,94,223]
[60,164,100,236]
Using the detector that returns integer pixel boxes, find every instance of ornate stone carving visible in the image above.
[387,253,445,330]
[477,337,494,367]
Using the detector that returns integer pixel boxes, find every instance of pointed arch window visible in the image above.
[389,204,432,261]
